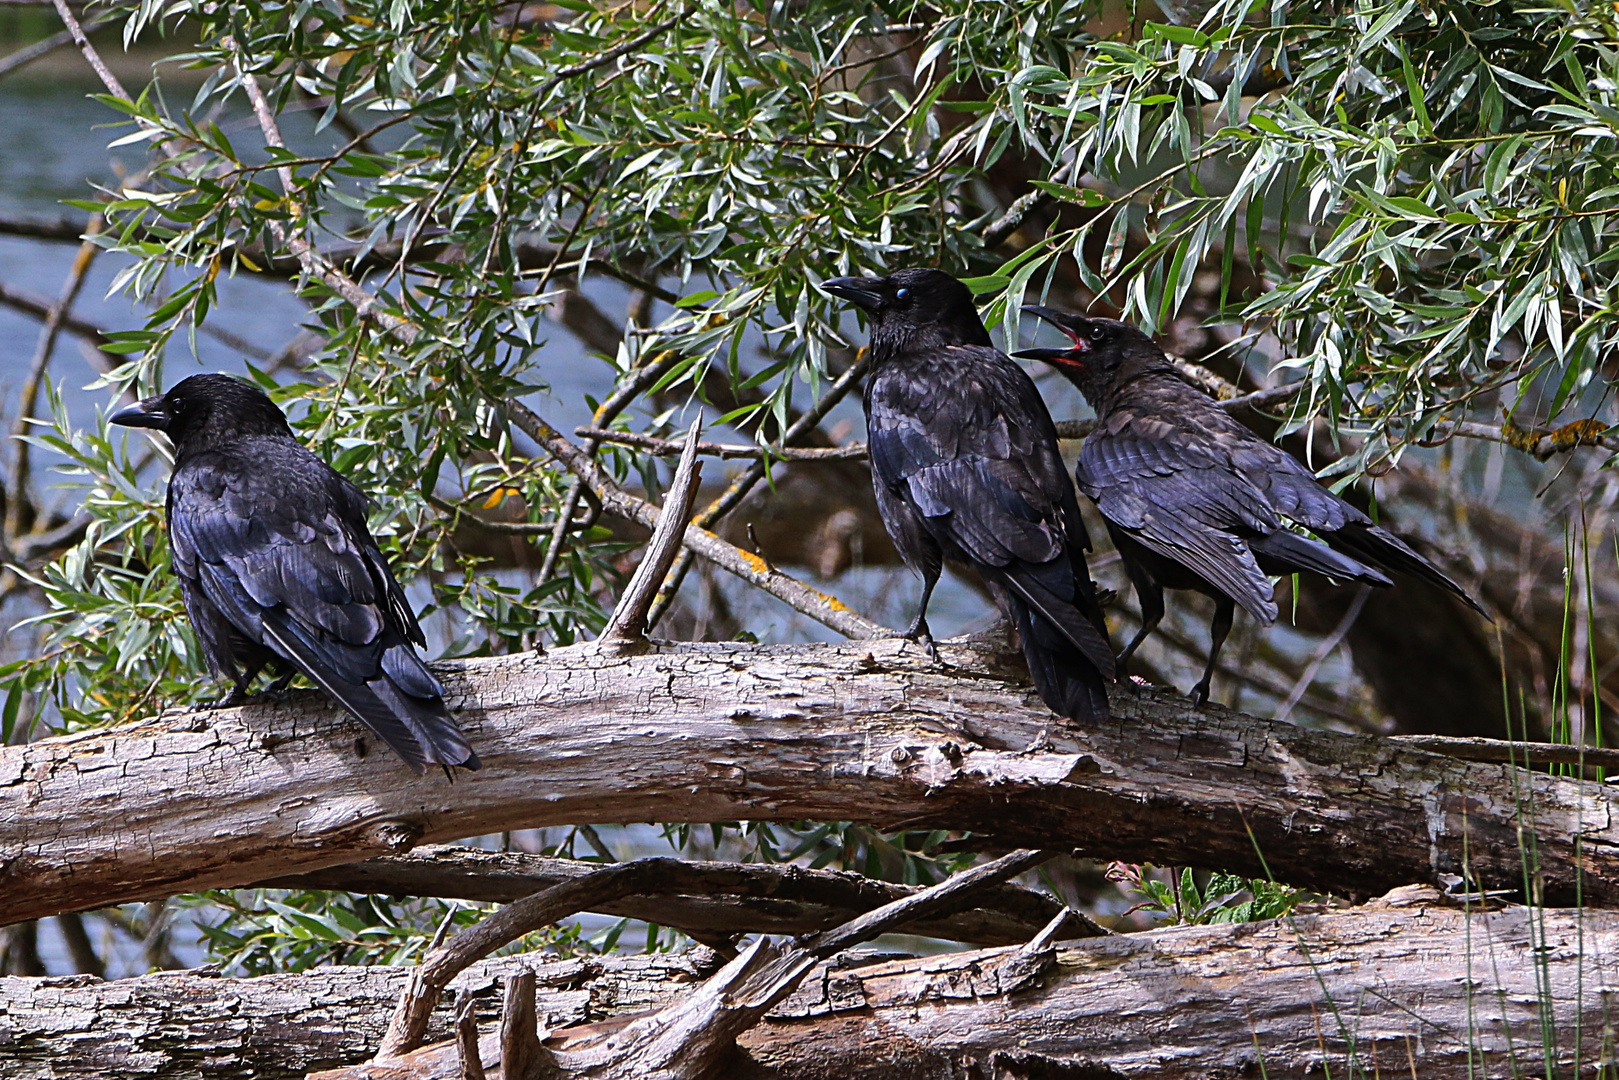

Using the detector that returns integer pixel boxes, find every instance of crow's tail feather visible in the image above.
[1251,529,1393,586]
[261,620,480,773]
[1008,593,1111,722]
[1326,523,1489,619]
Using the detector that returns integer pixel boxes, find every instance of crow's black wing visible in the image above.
[866,346,1113,678]
[1079,408,1280,623]
[1220,420,1486,616]
[168,437,476,771]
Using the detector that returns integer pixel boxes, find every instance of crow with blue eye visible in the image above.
[821,268,1115,723]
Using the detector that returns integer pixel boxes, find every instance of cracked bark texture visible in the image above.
[3,637,1616,927]
[1,892,1611,1079]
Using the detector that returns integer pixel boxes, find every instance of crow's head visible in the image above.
[1014,306,1169,405]
[111,373,293,454]
[821,268,992,356]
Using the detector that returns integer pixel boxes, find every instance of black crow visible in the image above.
[111,374,480,773]
[822,269,1115,722]
[1016,306,1487,705]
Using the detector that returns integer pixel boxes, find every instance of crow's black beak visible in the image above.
[822,276,886,312]
[1011,347,1078,363]
[1021,304,1089,342]
[110,396,172,431]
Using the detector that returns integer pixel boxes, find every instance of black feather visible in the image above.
[1019,306,1489,703]
[113,373,480,773]
[827,269,1115,720]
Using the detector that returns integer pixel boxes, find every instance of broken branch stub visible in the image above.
[598,419,703,647]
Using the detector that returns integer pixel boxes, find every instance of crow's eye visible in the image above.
[895,287,910,300]
[1087,324,1106,341]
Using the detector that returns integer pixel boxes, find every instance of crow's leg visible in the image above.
[265,668,296,695]
[902,565,942,663]
[1115,576,1164,684]
[212,662,264,708]
[1189,597,1235,706]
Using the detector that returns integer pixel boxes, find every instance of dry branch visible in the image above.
[4,637,1619,928]
[597,420,702,646]
[374,848,1055,1070]
[2,890,1613,1079]
[262,844,1083,946]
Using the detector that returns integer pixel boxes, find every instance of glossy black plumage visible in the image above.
[1017,306,1487,705]
[111,374,479,773]
[823,269,1115,721]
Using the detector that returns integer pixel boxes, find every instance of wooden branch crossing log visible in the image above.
[4,637,1618,927]
[262,844,1083,947]
[1,890,1610,1079]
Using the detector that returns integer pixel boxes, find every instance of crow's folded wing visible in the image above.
[866,347,1111,674]
[1079,425,1279,622]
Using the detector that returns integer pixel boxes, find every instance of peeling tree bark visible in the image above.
[3,637,1617,927]
[1,891,1610,1079]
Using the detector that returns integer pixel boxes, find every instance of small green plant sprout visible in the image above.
[1105,862,1309,927]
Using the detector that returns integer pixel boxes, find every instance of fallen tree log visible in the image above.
[3,637,1616,926]
[0,889,1608,1079]
[262,845,1086,947]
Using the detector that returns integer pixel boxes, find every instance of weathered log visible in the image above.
[3,637,1617,927]
[263,845,1084,947]
[0,891,1610,1079]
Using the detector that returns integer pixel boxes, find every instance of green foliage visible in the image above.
[1105,861,1307,926]
[188,887,649,974]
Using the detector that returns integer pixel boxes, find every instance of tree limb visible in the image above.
[597,419,702,647]
[379,848,1052,1063]
[5,638,1618,928]
[3,891,1613,1079]
[260,844,1087,947]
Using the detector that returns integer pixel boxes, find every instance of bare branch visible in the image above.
[0,13,110,81]
[259,844,1083,947]
[599,419,703,646]
[7,219,101,542]
[374,849,1055,1074]
[508,402,885,639]
[7,638,1619,930]
[48,0,127,98]
[576,426,867,461]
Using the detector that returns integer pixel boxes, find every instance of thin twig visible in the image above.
[509,401,884,640]
[645,351,872,630]
[1274,585,1370,722]
[0,13,110,81]
[7,220,101,542]
[599,419,703,645]
[576,426,867,460]
[48,0,126,98]
[536,349,686,586]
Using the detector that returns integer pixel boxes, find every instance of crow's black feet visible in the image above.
[902,618,947,666]
[210,687,252,710]
[1188,681,1212,707]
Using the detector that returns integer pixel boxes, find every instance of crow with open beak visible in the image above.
[1016,306,1487,705]
[822,269,1115,722]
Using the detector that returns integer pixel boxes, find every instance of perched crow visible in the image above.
[112,374,480,773]
[1016,306,1488,705]
[822,269,1115,721]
